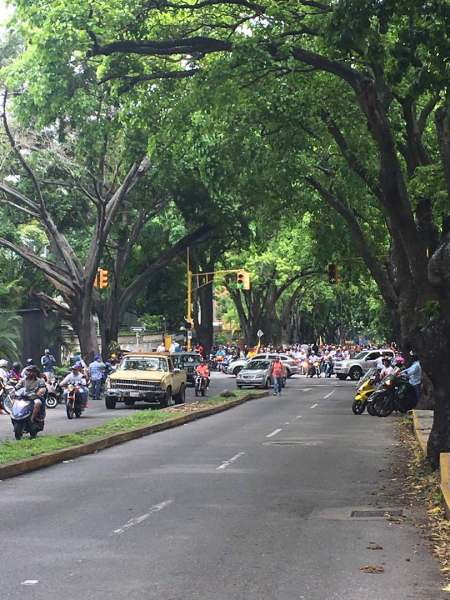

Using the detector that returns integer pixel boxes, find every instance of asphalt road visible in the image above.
[0,371,234,441]
[0,378,445,600]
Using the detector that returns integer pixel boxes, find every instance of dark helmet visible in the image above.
[25,365,40,376]
[26,358,34,366]
[12,362,21,370]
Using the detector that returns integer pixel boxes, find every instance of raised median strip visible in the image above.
[412,409,450,519]
[0,390,268,480]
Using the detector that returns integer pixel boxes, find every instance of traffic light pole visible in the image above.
[186,247,193,351]
[186,247,250,352]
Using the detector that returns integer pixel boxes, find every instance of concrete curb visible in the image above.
[411,409,450,519]
[412,409,429,454]
[0,391,268,481]
[440,453,450,519]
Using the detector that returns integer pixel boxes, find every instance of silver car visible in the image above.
[333,349,395,381]
[252,353,300,377]
[236,360,273,389]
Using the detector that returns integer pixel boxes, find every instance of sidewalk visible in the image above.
[412,410,450,518]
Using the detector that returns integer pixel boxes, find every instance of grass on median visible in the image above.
[0,389,258,466]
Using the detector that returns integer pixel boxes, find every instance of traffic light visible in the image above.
[327,263,339,285]
[95,268,109,289]
[236,270,251,290]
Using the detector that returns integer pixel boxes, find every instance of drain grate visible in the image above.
[351,509,403,518]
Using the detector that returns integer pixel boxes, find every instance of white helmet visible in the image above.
[0,359,8,368]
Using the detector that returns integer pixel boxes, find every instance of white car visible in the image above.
[227,353,299,377]
[333,349,395,381]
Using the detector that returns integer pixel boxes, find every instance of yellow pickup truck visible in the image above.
[104,353,187,409]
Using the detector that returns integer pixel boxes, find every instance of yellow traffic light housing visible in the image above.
[95,268,109,289]
[236,270,251,290]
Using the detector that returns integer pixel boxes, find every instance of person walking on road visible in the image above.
[88,354,106,401]
[271,357,285,396]
[41,349,57,375]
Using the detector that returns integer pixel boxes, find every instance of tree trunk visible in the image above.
[72,310,99,362]
[196,280,214,356]
[426,368,450,468]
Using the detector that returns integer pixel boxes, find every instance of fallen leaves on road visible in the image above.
[360,564,385,574]
[367,542,383,550]
[395,419,450,587]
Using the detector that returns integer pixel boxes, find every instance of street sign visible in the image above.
[257,330,264,338]
[131,327,145,333]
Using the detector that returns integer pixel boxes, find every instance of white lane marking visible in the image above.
[285,422,290,425]
[113,500,173,535]
[324,391,335,400]
[266,428,282,438]
[21,581,39,586]
[216,452,246,471]
[310,403,318,409]
[295,415,303,419]
[302,388,312,392]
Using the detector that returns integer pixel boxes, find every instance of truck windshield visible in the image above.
[121,358,168,372]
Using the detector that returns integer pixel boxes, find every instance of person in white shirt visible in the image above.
[379,356,395,380]
[0,359,9,383]
[61,363,88,407]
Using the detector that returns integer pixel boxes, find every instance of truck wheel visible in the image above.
[174,385,186,405]
[349,367,363,381]
[160,388,172,408]
[105,396,116,410]
[124,399,135,406]
[233,366,243,376]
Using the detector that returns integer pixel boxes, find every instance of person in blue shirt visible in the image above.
[403,353,422,402]
[88,355,106,401]
[41,349,57,375]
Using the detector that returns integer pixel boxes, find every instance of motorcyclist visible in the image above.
[378,356,395,381]
[61,363,89,408]
[8,362,22,382]
[15,365,47,425]
[195,359,210,388]
[21,358,34,378]
[0,359,9,383]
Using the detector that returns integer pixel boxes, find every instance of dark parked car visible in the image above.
[171,352,202,386]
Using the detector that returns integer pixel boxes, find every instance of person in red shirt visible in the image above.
[271,357,285,395]
[195,359,210,389]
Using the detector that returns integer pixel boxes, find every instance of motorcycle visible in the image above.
[369,373,417,417]
[194,375,208,397]
[65,384,86,419]
[308,360,321,378]
[352,368,377,415]
[4,389,45,440]
[0,380,14,414]
[45,376,63,409]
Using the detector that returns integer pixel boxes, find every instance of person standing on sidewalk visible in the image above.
[88,354,106,401]
[271,357,286,396]
[403,353,422,403]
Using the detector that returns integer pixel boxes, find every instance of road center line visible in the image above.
[216,452,246,471]
[324,390,335,400]
[295,415,303,419]
[113,499,173,535]
[302,388,312,392]
[266,428,282,438]
[310,403,318,409]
